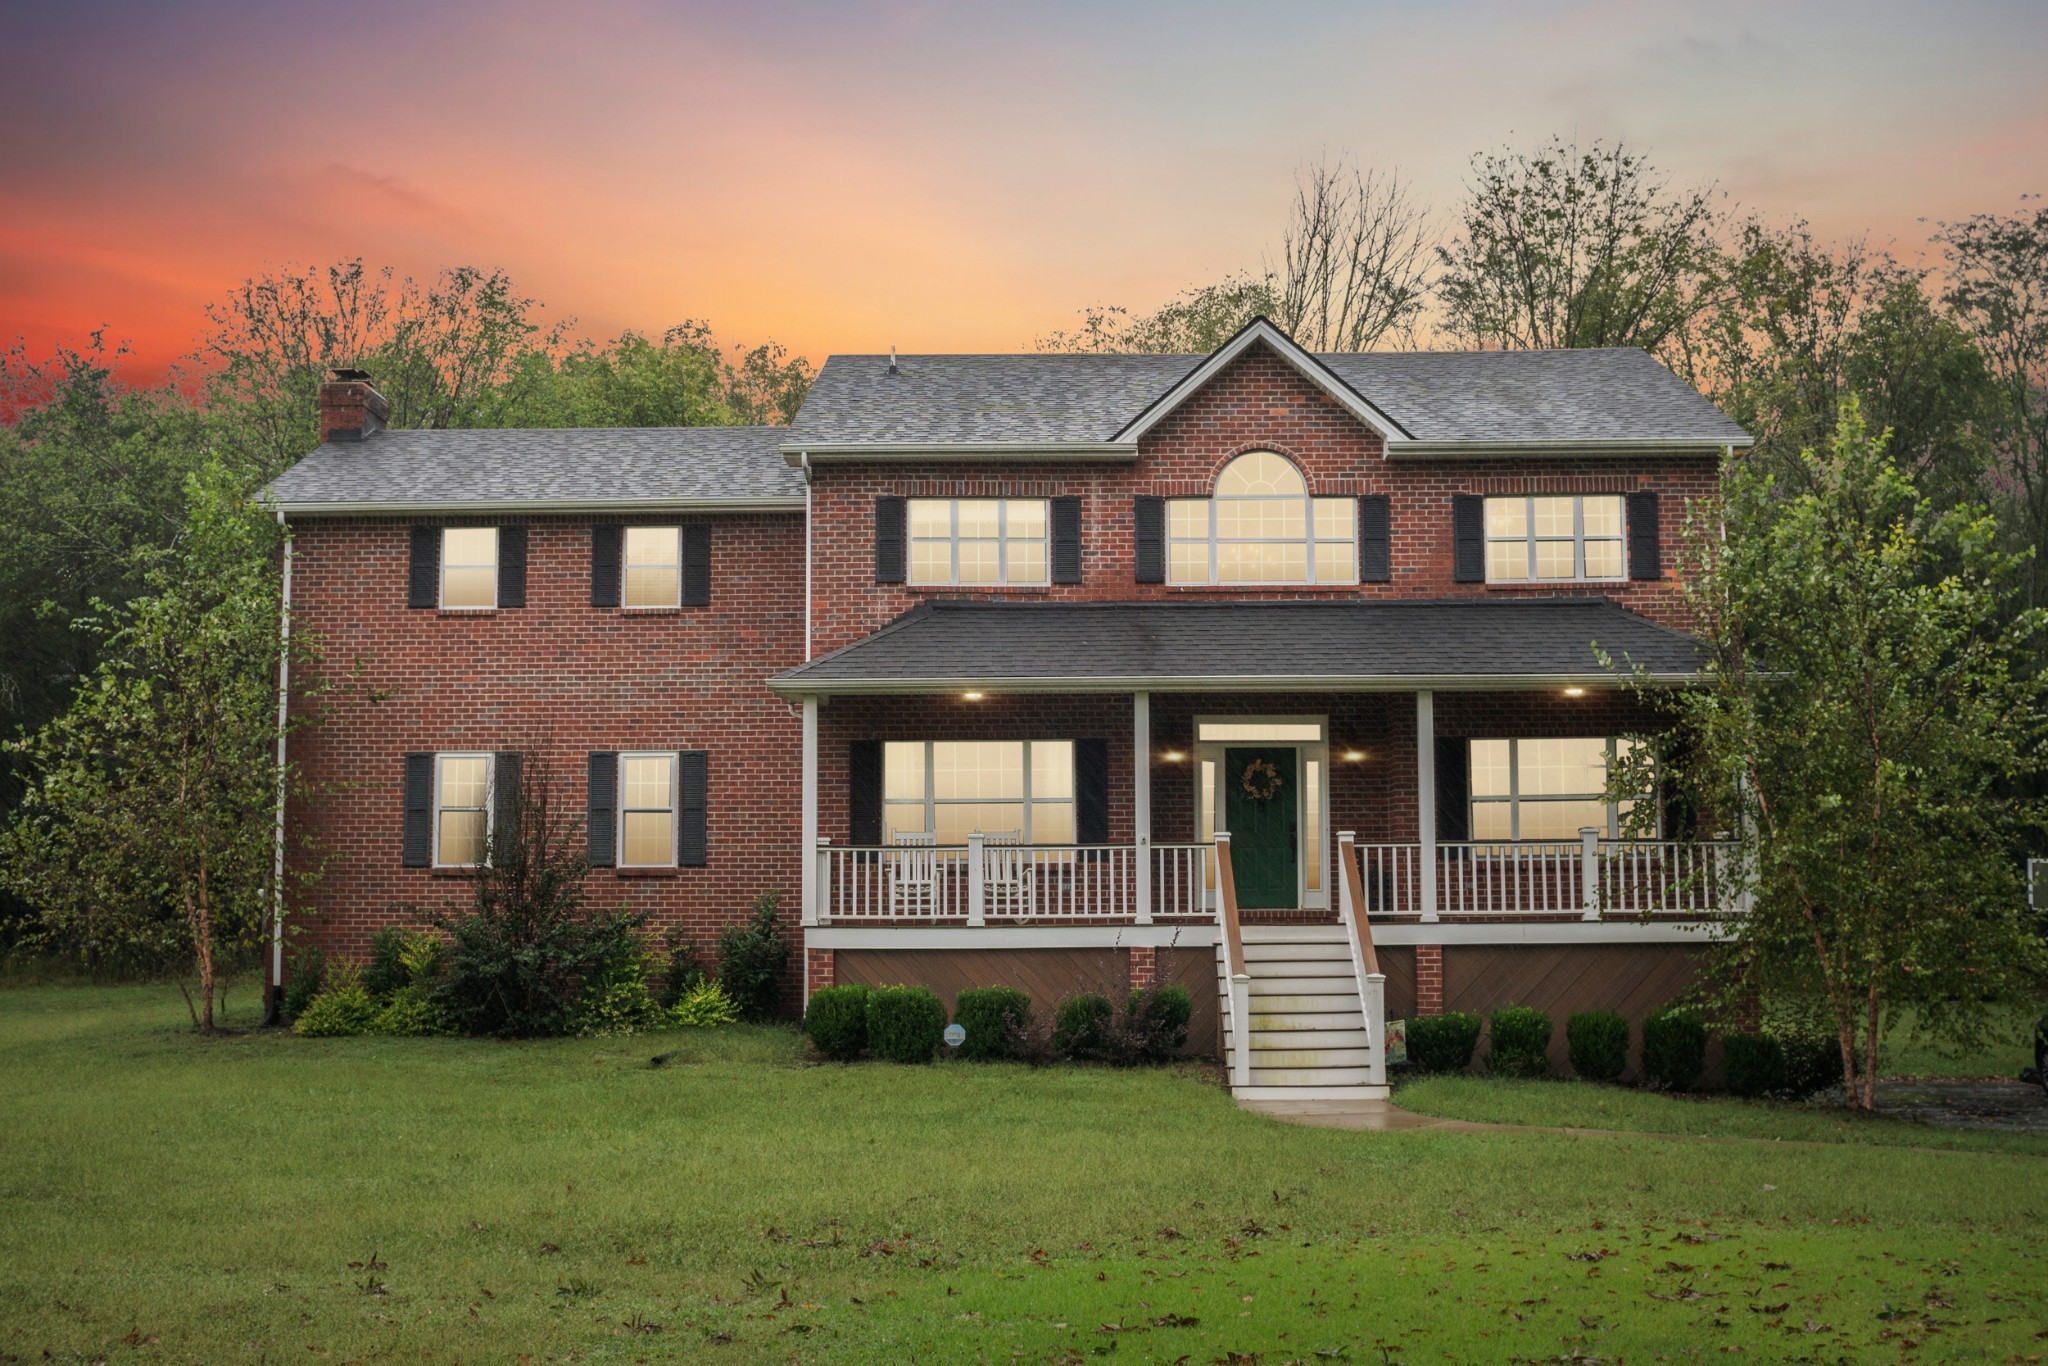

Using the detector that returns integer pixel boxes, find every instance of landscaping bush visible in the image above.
[1487,1004,1553,1078]
[1779,1031,1842,1101]
[669,979,740,1028]
[865,985,946,1064]
[1642,1006,1708,1091]
[282,944,324,1019]
[954,986,1031,1061]
[574,928,664,1037]
[293,961,378,1037]
[1054,992,1115,1060]
[1406,1011,1482,1073]
[1566,1010,1631,1082]
[1124,982,1194,1062]
[1723,1032,1787,1098]
[658,930,708,1010]
[371,986,449,1036]
[803,984,870,1060]
[362,926,410,998]
[717,892,790,1021]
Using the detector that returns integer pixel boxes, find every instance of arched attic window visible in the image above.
[1166,450,1357,585]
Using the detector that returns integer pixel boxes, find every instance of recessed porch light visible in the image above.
[1162,750,1186,762]
[1563,686,1586,697]
[961,691,985,701]
[1342,750,1367,762]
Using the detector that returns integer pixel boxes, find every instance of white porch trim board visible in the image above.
[1133,691,1151,924]
[1416,688,1437,922]
[803,919,1714,950]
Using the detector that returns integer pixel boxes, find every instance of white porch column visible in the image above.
[800,694,820,927]
[1133,691,1152,924]
[1416,689,1438,923]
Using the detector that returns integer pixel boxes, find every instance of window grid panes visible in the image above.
[907,498,1049,587]
[435,753,492,867]
[1468,737,1639,841]
[440,527,498,609]
[1166,451,1356,586]
[622,527,680,609]
[1484,495,1625,583]
[882,740,1075,845]
[619,752,677,867]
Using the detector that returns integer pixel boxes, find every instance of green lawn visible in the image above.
[3,984,2045,1363]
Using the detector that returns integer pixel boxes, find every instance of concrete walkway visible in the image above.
[1236,1095,1505,1132]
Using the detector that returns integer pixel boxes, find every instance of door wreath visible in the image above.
[1239,757,1284,803]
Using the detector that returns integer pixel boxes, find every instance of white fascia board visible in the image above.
[780,441,1137,465]
[807,924,1220,950]
[1371,919,1729,946]
[276,496,807,517]
[1114,319,1412,446]
[767,671,1694,698]
[1387,439,1749,460]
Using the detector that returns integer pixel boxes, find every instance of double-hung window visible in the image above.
[435,753,494,866]
[623,527,680,608]
[619,752,678,866]
[1469,737,1639,840]
[441,527,499,609]
[1167,450,1355,585]
[1484,495,1625,583]
[882,740,1074,845]
[908,498,1048,586]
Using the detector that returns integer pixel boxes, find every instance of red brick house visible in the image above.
[269,320,1751,1099]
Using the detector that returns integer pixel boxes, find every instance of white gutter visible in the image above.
[765,670,1697,698]
[268,507,293,1018]
[779,442,1138,465]
[800,452,813,662]
[1387,439,1752,460]
[273,496,807,517]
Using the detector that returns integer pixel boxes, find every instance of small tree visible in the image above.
[1623,402,2048,1108]
[2,465,314,1029]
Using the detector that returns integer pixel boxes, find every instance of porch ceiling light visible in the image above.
[1563,686,1587,697]
[1162,749,1186,762]
[961,691,985,701]
[1342,749,1367,763]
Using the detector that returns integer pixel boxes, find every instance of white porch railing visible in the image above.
[813,836,1215,925]
[1353,832,1742,920]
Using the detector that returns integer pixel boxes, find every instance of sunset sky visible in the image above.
[3,0,2045,382]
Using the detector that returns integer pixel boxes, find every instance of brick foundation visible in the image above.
[1128,944,1159,991]
[1414,944,1445,1015]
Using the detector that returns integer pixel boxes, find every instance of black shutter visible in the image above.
[1434,737,1470,842]
[1451,495,1485,584]
[681,524,711,606]
[408,527,440,608]
[1628,491,1662,581]
[402,753,433,867]
[874,497,907,584]
[586,751,617,867]
[1050,496,1082,584]
[492,751,522,858]
[590,524,621,607]
[678,750,708,866]
[1358,494,1391,583]
[497,525,527,608]
[848,740,883,845]
[1133,496,1165,584]
[1075,738,1109,845]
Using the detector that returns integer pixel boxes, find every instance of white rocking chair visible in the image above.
[888,832,940,918]
[978,830,1033,920]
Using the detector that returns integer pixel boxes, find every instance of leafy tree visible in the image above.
[1620,403,2048,1108]
[1437,135,1723,355]
[1,466,314,1027]
[1038,273,1282,354]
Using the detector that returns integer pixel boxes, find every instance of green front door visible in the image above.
[1222,746,1298,909]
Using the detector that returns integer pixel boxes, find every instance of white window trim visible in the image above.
[439,527,500,611]
[884,739,1075,845]
[906,497,1051,587]
[1165,454,1356,587]
[617,749,680,868]
[1468,737,1636,841]
[433,751,495,868]
[621,526,682,611]
[1483,494,1627,585]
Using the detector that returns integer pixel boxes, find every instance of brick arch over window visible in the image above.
[1166,449,1359,586]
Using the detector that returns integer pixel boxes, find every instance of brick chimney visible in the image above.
[319,368,390,444]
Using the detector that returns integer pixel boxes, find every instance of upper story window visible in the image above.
[908,498,1048,586]
[882,739,1075,845]
[623,527,680,608]
[435,752,494,866]
[1469,737,1639,840]
[1485,495,1625,583]
[1167,451,1356,585]
[441,527,499,609]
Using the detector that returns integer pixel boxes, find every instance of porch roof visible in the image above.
[770,598,1707,695]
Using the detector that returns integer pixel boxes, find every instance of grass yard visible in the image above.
[3,984,2045,1364]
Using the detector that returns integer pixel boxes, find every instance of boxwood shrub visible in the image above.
[1780,1031,1842,1101]
[1406,1011,1482,1073]
[954,986,1031,1061]
[865,985,946,1064]
[1642,1006,1708,1091]
[803,984,870,1061]
[1486,1004,1553,1078]
[1127,982,1195,1061]
[1566,1010,1631,1082]
[1723,1032,1786,1098]
[1054,993,1114,1060]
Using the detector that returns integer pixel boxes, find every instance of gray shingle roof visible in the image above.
[784,345,1749,449]
[771,598,1705,693]
[265,427,804,513]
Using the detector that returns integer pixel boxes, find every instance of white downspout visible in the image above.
[268,507,294,1021]
[800,452,813,662]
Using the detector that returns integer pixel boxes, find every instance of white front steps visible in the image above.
[1223,923,1389,1101]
